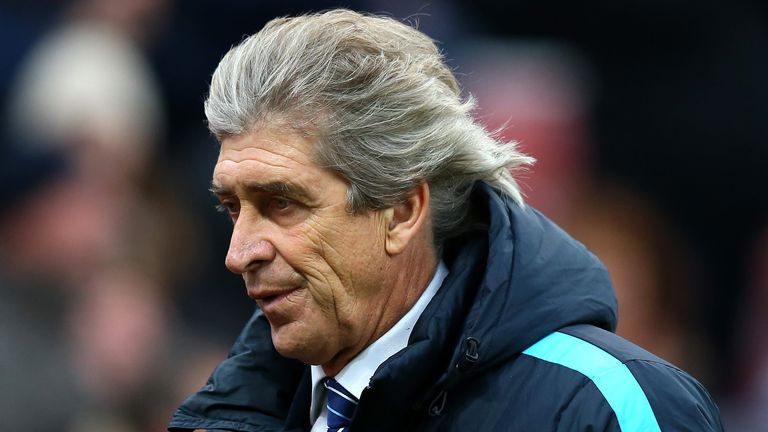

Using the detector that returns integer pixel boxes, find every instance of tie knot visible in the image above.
[324,378,359,431]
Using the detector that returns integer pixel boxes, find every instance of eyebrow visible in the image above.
[209,180,313,202]
[209,181,229,196]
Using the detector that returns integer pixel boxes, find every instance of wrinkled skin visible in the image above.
[212,128,434,375]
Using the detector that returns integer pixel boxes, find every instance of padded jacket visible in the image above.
[169,182,723,431]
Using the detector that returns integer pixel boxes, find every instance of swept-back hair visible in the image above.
[205,9,534,244]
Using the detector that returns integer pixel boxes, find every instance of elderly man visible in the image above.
[170,9,722,431]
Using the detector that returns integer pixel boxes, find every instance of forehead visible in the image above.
[212,129,332,193]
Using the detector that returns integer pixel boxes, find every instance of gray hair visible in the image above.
[205,9,534,244]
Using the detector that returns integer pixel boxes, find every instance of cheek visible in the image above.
[270,228,343,310]
[280,212,387,304]
[319,219,389,298]
[285,218,348,274]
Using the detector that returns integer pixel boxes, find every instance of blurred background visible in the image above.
[0,0,766,430]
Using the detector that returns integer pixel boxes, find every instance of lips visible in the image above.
[247,285,300,313]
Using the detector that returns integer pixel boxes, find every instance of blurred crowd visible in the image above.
[0,0,766,431]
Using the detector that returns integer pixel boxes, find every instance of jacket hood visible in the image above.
[453,182,617,369]
[399,182,617,386]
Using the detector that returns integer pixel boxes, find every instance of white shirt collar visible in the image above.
[309,260,448,423]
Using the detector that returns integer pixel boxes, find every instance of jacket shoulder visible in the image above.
[521,325,724,431]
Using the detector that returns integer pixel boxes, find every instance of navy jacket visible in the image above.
[169,183,723,431]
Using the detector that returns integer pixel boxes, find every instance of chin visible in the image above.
[271,327,327,365]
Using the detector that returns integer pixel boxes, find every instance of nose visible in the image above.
[225,218,277,274]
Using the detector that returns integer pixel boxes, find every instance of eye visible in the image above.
[265,195,308,226]
[215,200,240,219]
[270,196,293,211]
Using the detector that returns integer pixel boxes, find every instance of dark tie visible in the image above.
[324,377,359,432]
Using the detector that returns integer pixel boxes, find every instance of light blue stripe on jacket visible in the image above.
[523,331,661,432]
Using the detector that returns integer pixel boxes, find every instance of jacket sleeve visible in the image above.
[556,359,723,432]
[627,359,724,431]
[168,308,307,432]
[555,381,621,432]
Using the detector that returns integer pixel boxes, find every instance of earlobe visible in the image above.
[385,182,430,255]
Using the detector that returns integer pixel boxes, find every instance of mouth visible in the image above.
[247,287,299,312]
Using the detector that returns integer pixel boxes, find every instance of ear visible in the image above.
[384,182,431,256]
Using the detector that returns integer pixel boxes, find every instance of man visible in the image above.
[170,9,723,431]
